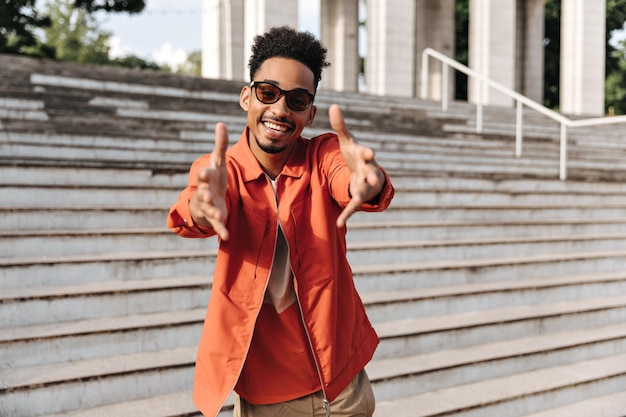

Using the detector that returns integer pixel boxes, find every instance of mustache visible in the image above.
[262,115,295,129]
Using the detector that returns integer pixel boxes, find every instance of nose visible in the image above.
[269,94,291,117]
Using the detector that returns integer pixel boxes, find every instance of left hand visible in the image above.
[329,104,385,227]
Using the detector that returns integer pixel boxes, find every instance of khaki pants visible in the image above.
[233,369,375,417]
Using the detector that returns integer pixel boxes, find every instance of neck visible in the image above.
[249,137,295,180]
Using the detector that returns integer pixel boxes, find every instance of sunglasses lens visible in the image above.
[255,84,281,103]
[252,82,313,111]
[286,92,311,111]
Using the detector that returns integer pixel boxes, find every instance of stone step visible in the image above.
[362,269,626,323]
[373,352,626,417]
[0,206,168,231]
[368,321,626,401]
[5,181,626,210]
[0,133,558,165]
[32,324,626,417]
[348,218,626,242]
[521,390,626,417]
[4,248,626,292]
[3,297,625,416]
[354,249,626,293]
[0,276,211,328]
[373,294,626,360]
[3,265,624,331]
[0,228,211,258]
[6,177,626,208]
[44,391,209,417]
[2,225,625,260]
[0,165,188,188]
[0,250,216,289]
[1,308,205,369]
[0,185,180,208]
[346,233,626,265]
[4,165,591,192]
[0,347,197,417]
[359,202,626,222]
[0,127,561,160]
[2,216,625,252]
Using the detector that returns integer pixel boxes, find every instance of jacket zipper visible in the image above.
[274,175,331,416]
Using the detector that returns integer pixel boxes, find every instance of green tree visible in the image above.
[108,54,166,71]
[542,0,560,109]
[0,0,54,57]
[74,0,144,14]
[42,0,110,64]
[0,0,144,58]
[176,50,202,77]
[606,37,626,114]
[454,0,469,100]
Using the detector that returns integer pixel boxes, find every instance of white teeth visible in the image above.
[264,121,288,132]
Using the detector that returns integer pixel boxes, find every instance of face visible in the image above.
[240,57,317,157]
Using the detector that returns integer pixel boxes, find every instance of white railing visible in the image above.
[420,47,626,180]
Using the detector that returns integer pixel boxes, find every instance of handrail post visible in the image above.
[476,78,483,134]
[419,48,626,180]
[421,49,429,100]
[515,100,523,157]
[442,62,449,112]
[559,123,567,180]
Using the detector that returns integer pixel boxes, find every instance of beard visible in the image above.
[255,137,290,154]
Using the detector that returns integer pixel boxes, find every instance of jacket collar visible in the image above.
[229,127,306,182]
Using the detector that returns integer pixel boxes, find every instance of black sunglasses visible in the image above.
[250,81,315,112]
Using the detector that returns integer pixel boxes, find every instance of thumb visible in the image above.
[329,104,353,144]
[212,122,229,166]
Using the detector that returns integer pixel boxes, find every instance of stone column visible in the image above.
[468,0,517,106]
[415,0,455,100]
[560,0,606,116]
[520,0,546,103]
[320,0,360,92]
[201,0,245,80]
[243,0,299,81]
[365,0,417,97]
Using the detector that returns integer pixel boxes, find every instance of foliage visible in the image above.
[0,0,167,71]
[605,0,626,114]
[108,54,166,71]
[42,0,110,64]
[73,0,144,14]
[542,0,560,109]
[0,0,54,57]
[606,38,626,114]
[454,0,469,100]
[453,0,626,114]
[0,0,146,59]
[176,50,202,77]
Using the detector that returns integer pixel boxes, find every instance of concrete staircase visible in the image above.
[2,53,626,417]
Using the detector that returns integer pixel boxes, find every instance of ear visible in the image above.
[305,105,317,127]
[240,86,250,111]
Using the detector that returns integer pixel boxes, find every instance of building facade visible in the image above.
[201,0,606,116]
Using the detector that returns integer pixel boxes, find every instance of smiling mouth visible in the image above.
[263,121,291,132]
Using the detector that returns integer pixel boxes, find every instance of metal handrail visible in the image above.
[420,47,626,180]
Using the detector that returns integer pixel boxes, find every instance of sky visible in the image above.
[99,0,320,71]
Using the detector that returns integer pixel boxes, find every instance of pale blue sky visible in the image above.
[100,0,320,69]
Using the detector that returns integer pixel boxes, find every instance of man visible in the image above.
[168,26,394,417]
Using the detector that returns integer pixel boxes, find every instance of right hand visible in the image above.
[189,123,230,240]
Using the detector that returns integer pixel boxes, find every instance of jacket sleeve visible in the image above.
[167,154,218,238]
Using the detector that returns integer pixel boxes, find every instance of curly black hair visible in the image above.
[248,26,330,91]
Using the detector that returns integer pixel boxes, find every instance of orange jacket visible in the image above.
[167,128,394,417]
